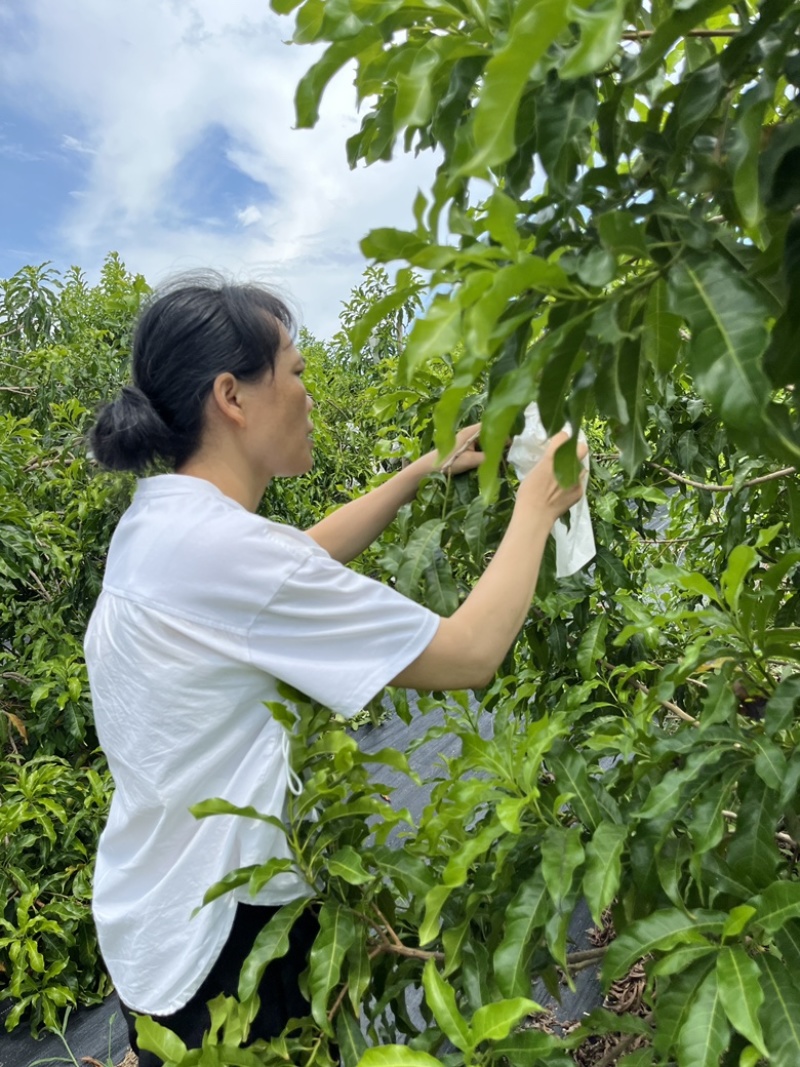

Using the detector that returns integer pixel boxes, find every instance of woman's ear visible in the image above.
[209,373,246,428]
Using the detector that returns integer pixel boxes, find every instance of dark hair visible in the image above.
[90,275,296,472]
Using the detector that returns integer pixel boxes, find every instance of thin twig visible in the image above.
[370,903,404,948]
[567,947,608,964]
[593,1030,645,1067]
[28,569,51,602]
[621,28,740,39]
[647,462,796,493]
[632,678,699,726]
[0,385,35,395]
[439,430,481,475]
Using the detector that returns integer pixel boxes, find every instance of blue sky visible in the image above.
[0,0,437,338]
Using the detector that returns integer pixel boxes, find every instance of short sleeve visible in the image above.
[245,551,440,717]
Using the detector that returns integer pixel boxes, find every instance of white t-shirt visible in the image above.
[84,474,439,1015]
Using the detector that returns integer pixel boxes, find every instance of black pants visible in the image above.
[120,903,319,1067]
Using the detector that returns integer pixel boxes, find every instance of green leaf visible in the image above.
[675,969,730,1067]
[716,946,767,1057]
[189,797,288,834]
[395,519,446,598]
[485,189,520,254]
[597,210,648,260]
[751,881,800,934]
[461,0,569,174]
[493,869,550,998]
[238,897,309,1000]
[491,1029,568,1065]
[583,822,627,925]
[347,929,371,1013]
[470,997,541,1046]
[541,825,585,905]
[337,1010,368,1067]
[721,905,756,939]
[394,43,442,130]
[536,77,597,193]
[402,297,462,382]
[560,0,625,79]
[296,30,381,128]
[423,552,459,616]
[726,774,781,891]
[308,901,358,1035]
[576,614,609,684]
[765,675,800,738]
[603,909,726,983]
[667,255,771,431]
[752,735,787,790]
[357,1049,442,1067]
[420,884,452,946]
[759,955,800,1067]
[422,959,471,1052]
[134,1017,189,1063]
[328,845,373,885]
[720,544,759,613]
[548,745,603,831]
[652,957,716,1057]
[729,80,772,229]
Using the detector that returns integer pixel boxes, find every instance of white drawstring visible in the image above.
[281,729,303,797]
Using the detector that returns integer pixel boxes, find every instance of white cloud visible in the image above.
[237,204,263,227]
[2,0,439,337]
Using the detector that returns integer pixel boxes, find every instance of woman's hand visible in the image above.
[430,422,484,476]
[518,430,587,519]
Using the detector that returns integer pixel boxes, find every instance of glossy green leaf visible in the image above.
[764,675,800,737]
[423,551,459,616]
[395,519,446,598]
[308,901,358,1034]
[676,969,730,1067]
[547,745,603,831]
[583,821,627,925]
[296,30,381,128]
[337,1009,368,1067]
[716,946,767,1056]
[238,897,309,1000]
[726,774,781,891]
[536,78,597,193]
[134,1017,189,1063]
[493,869,550,997]
[402,297,462,382]
[422,959,471,1051]
[759,955,800,1067]
[603,909,726,983]
[461,0,569,174]
[328,845,373,885]
[668,255,771,431]
[652,957,716,1056]
[357,1048,442,1067]
[720,544,759,613]
[560,0,625,78]
[576,614,608,682]
[470,996,540,1046]
[642,279,683,375]
[541,825,585,905]
[751,880,800,934]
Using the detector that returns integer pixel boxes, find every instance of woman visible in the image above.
[85,277,585,1062]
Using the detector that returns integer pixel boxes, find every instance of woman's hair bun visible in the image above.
[89,385,176,473]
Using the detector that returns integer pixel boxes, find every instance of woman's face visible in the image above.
[240,327,314,482]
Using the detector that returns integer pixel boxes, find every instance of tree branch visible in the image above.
[621,28,740,39]
[647,462,796,493]
[593,1030,646,1067]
